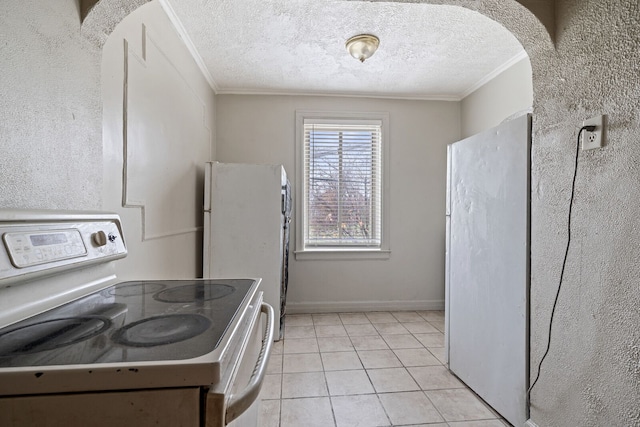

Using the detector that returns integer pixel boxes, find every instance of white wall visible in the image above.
[216,95,460,312]
[101,1,215,280]
[460,57,533,138]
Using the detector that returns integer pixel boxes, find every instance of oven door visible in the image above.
[206,295,275,427]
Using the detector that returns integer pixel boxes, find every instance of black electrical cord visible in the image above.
[527,125,596,402]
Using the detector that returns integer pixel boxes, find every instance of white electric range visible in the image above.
[0,211,274,427]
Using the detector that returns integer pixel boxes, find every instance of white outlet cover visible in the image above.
[582,115,606,150]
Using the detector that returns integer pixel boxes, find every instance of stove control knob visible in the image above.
[92,231,107,247]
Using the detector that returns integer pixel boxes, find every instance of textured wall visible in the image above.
[527,1,640,425]
[82,0,151,47]
[0,0,102,210]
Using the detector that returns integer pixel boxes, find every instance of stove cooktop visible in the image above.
[0,279,255,367]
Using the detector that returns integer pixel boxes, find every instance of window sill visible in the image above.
[294,249,391,261]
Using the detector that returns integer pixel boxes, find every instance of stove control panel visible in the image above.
[4,229,87,268]
[0,211,128,287]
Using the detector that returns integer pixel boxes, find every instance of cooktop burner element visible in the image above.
[112,314,211,347]
[0,316,110,356]
[153,283,235,303]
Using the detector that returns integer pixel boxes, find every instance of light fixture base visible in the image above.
[345,34,380,63]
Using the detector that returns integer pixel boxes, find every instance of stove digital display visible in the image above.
[30,233,68,247]
[3,229,86,269]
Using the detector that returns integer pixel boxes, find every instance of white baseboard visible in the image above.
[286,299,444,314]
[525,419,539,427]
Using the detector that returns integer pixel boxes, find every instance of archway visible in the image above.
[84,2,640,426]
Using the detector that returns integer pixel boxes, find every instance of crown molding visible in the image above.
[215,88,461,102]
[459,50,529,100]
[158,0,218,93]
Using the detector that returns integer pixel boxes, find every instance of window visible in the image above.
[295,111,390,260]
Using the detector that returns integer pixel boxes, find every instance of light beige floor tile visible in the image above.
[402,321,440,334]
[378,391,444,425]
[345,323,379,336]
[281,372,328,398]
[425,389,495,422]
[428,346,448,364]
[331,394,390,427]
[408,365,465,390]
[338,313,371,325]
[366,312,397,323]
[357,349,402,369]
[284,337,319,354]
[391,311,424,322]
[258,399,280,427]
[367,367,419,393]
[312,313,342,325]
[283,352,323,373]
[260,374,282,399]
[447,420,506,427]
[266,353,283,374]
[315,324,348,337]
[416,310,445,322]
[285,314,314,326]
[317,336,354,352]
[280,397,335,427]
[393,348,441,367]
[414,332,445,348]
[325,369,375,396]
[373,322,409,335]
[429,318,446,332]
[285,325,316,339]
[397,424,447,427]
[351,335,390,351]
[321,351,363,371]
[271,339,284,355]
[382,334,423,349]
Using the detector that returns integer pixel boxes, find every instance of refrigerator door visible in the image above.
[445,144,452,216]
[203,162,213,278]
[203,162,287,339]
[444,214,451,365]
[444,144,452,364]
[448,114,531,426]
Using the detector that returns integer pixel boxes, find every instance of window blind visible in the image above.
[303,120,382,248]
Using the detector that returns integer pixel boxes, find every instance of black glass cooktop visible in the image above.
[0,279,255,367]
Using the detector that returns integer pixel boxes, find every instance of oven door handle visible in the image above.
[225,302,275,425]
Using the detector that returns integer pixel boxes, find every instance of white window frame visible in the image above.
[295,110,390,260]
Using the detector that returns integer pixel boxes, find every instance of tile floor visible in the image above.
[259,311,508,427]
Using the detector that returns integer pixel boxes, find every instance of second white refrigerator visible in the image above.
[203,162,292,340]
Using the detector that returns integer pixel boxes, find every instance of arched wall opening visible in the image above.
[85,1,640,426]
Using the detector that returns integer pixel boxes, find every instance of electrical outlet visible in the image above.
[581,115,606,150]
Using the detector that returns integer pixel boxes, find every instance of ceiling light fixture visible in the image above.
[345,34,380,63]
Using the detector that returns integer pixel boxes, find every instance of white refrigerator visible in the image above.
[446,114,531,426]
[203,162,291,340]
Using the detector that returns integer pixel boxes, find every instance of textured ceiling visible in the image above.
[165,0,526,100]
